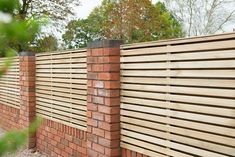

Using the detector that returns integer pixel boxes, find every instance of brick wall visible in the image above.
[36,119,87,157]
[0,104,20,130]
[19,52,36,148]
[87,40,122,157]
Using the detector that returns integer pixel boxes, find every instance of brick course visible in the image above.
[36,119,87,157]
[0,104,20,130]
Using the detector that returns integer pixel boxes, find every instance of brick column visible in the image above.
[19,52,36,149]
[87,40,123,157]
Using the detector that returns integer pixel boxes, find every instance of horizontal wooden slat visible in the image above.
[121,50,235,62]
[122,84,235,98]
[121,77,235,88]
[121,32,235,49]
[36,77,87,84]
[36,58,86,64]
[121,90,235,108]
[121,40,235,56]
[36,73,86,78]
[121,97,235,118]
[36,64,86,69]
[36,68,87,73]
[121,103,235,127]
[36,86,87,95]
[121,60,235,69]
[121,70,235,78]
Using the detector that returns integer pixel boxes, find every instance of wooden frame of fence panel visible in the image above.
[120,33,235,157]
[36,49,87,131]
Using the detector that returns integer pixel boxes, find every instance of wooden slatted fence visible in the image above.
[36,49,87,131]
[0,57,20,109]
[120,33,235,157]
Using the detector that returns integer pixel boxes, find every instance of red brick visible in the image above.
[92,112,104,121]
[104,98,120,106]
[127,149,131,157]
[98,106,120,115]
[93,128,105,137]
[87,103,98,111]
[105,147,121,157]
[93,142,105,154]
[103,64,120,72]
[99,122,120,131]
[92,64,103,71]
[98,137,120,148]
[104,81,120,89]
[137,152,143,157]
[92,48,103,56]
[92,96,104,104]
[103,48,120,56]
[103,56,120,63]
[98,73,120,81]
[105,114,120,123]
[105,131,120,140]
[88,149,99,157]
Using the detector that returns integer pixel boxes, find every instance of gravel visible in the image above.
[0,128,46,157]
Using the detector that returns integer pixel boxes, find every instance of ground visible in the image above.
[0,128,45,157]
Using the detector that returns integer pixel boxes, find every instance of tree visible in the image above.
[18,0,80,25]
[164,0,235,36]
[62,0,184,48]
[62,19,100,49]
[32,35,58,53]
[6,0,80,53]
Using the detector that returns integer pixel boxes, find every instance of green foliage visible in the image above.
[63,0,184,48]
[0,0,41,57]
[0,118,42,157]
[0,0,19,14]
[32,35,58,53]
[0,0,42,156]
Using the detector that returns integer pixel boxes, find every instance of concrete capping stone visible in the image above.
[19,51,35,56]
[87,40,123,49]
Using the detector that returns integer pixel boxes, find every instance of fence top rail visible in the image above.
[36,48,87,57]
[121,32,235,50]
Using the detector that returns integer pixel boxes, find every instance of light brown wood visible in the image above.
[120,35,235,157]
[0,57,20,109]
[36,51,87,130]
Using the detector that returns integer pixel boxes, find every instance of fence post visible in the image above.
[87,40,123,157]
[19,52,36,149]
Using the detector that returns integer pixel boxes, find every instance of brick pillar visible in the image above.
[87,40,123,157]
[19,52,36,149]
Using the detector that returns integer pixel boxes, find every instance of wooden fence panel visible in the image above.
[36,49,87,131]
[0,57,20,109]
[120,33,235,157]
